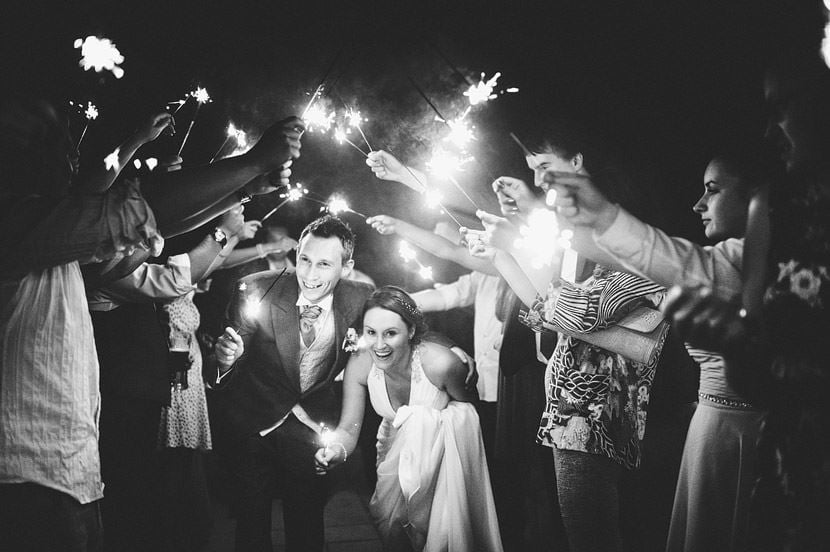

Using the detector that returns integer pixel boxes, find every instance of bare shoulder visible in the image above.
[418,341,465,388]
[344,348,373,385]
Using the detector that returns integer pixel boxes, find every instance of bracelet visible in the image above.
[256,244,266,258]
[237,190,253,204]
[328,442,348,462]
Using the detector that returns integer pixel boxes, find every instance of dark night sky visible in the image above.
[3,0,825,288]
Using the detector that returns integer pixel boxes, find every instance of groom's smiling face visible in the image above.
[295,234,353,303]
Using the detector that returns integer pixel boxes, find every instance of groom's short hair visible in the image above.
[299,215,355,262]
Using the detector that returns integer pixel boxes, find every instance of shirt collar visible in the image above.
[296,292,334,313]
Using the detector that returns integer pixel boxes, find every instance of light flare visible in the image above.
[513,208,560,269]
[399,241,417,263]
[424,189,444,209]
[426,148,471,181]
[74,36,125,78]
[303,104,335,133]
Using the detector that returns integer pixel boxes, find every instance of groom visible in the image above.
[212,215,373,552]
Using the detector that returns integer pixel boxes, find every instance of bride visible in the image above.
[314,286,503,551]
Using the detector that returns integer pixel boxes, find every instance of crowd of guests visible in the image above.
[1,13,830,552]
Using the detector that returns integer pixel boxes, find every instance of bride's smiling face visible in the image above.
[362,307,414,370]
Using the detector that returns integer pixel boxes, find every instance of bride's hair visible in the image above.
[361,286,427,344]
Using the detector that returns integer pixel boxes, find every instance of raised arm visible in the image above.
[143,117,302,237]
[366,214,497,274]
[77,113,174,194]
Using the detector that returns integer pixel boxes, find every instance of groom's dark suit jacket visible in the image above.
[212,271,373,438]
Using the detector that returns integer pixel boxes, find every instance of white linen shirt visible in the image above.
[434,272,503,402]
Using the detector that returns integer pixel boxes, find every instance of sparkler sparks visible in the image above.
[463,72,518,106]
[261,183,309,222]
[334,127,368,157]
[303,103,335,133]
[190,87,212,104]
[323,195,366,219]
[443,114,476,148]
[345,107,373,151]
[426,149,471,180]
[513,208,560,269]
[74,36,125,79]
[398,241,434,281]
[84,102,99,120]
[424,189,444,209]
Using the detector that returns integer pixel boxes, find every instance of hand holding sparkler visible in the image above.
[216,327,244,373]
[366,151,427,193]
[542,171,620,234]
[492,177,543,221]
[314,424,349,474]
[475,210,521,252]
[246,117,305,172]
[136,113,176,143]
[366,215,399,236]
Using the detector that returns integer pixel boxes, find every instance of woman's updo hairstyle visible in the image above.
[361,286,427,344]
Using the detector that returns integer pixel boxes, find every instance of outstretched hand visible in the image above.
[366,150,426,192]
[247,116,304,172]
[492,176,541,219]
[476,210,519,252]
[543,171,619,233]
[366,215,400,236]
[135,113,175,144]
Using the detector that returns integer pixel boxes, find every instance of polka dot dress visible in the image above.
[158,291,212,451]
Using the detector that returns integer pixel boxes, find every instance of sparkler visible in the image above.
[513,208,560,269]
[440,112,475,148]
[234,268,288,335]
[74,36,125,79]
[426,149,480,210]
[70,101,99,149]
[389,149,464,228]
[177,87,211,156]
[334,127,368,157]
[345,107,372,152]
[509,132,533,158]
[261,183,309,222]
[304,102,336,133]
[463,72,519,106]
[398,241,434,281]
[210,122,249,163]
[322,195,367,219]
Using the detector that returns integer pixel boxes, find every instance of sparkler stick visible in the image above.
[177,87,211,156]
[334,128,368,157]
[261,183,309,222]
[177,115,198,156]
[235,267,288,335]
[509,132,533,157]
[390,148,465,228]
[398,241,434,281]
[448,176,481,211]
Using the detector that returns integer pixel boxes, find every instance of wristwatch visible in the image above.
[212,227,228,248]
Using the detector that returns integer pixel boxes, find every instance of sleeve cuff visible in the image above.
[593,208,647,257]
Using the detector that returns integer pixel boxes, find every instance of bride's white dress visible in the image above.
[367,347,503,552]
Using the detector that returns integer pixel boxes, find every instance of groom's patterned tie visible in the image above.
[299,305,323,347]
